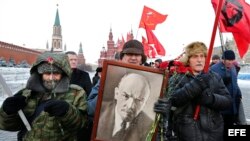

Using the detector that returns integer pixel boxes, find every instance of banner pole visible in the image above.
[194,0,225,120]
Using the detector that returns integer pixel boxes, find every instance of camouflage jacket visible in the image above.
[0,52,87,141]
[0,85,87,141]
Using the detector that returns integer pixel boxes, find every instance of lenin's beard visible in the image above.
[43,80,60,91]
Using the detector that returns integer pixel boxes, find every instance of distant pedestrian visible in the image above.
[210,54,220,66]
[92,67,102,86]
[154,59,162,68]
[211,50,242,126]
[66,51,92,96]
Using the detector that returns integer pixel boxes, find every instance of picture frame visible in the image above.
[91,60,168,141]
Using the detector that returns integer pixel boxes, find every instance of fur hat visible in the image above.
[180,41,207,65]
[37,63,63,74]
[222,50,235,60]
[120,40,147,64]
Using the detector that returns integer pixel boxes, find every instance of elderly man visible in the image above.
[0,52,87,141]
[154,41,232,141]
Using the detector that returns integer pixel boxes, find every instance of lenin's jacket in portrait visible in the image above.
[97,101,153,141]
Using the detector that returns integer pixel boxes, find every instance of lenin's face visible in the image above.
[114,74,150,122]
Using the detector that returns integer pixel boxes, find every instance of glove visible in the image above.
[198,88,214,106]
[194,72,211,90]
[2,95,26,115]
[44,100,69,117]
[154,98,171,117]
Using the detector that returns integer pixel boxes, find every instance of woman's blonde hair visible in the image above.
[179,41,208,66]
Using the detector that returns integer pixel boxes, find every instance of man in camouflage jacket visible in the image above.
[0,52,87,141]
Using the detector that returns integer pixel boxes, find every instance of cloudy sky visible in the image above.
[0,0,236,64]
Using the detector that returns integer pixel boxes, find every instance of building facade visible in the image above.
[98,29,134,67]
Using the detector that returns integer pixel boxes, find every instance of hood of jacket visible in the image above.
[26,52,72,93]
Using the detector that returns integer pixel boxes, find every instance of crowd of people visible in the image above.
[0,39,245,141]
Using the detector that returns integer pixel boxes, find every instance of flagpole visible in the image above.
[218,23,225,53]
[204,0,224,72]
[194,0,224,121]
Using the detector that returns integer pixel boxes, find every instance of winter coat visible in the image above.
[168,71,232,141]
[0,52,87,141]
[70,68,92,96]
[87,80,100,121]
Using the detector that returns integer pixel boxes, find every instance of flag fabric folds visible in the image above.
[142,36,156,58]
[211,0,250,58]
[145,26,166,56]
[139,6,167,30]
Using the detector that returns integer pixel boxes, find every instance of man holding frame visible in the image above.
[87,39,149,141]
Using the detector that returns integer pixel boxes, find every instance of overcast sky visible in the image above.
[0,0,237,64]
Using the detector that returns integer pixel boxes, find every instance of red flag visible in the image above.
[211,0,250,58]
[232,32,249,58]
[117,35,125,52]
[139,6,167,30]
[142,36,156,58]
[145,25,166,56]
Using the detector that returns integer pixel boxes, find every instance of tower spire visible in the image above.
[51,4,63,52]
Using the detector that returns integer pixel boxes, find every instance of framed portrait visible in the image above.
[91,60,168,141]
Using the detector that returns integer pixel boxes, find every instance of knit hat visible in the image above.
[37,63,63,74]
[212,54,220,60]
[222,50,235,60]
[120,40,147,64]
[180,41,207,65]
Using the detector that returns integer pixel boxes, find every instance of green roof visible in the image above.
[54,9,60,26]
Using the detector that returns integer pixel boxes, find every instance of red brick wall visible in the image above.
[0,41,42,65]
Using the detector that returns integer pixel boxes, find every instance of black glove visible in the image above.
[198,88,214,106]
[194,72,211,90]
[2,95,26,115]
[154,98,171,117]
[44,100,69,117]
